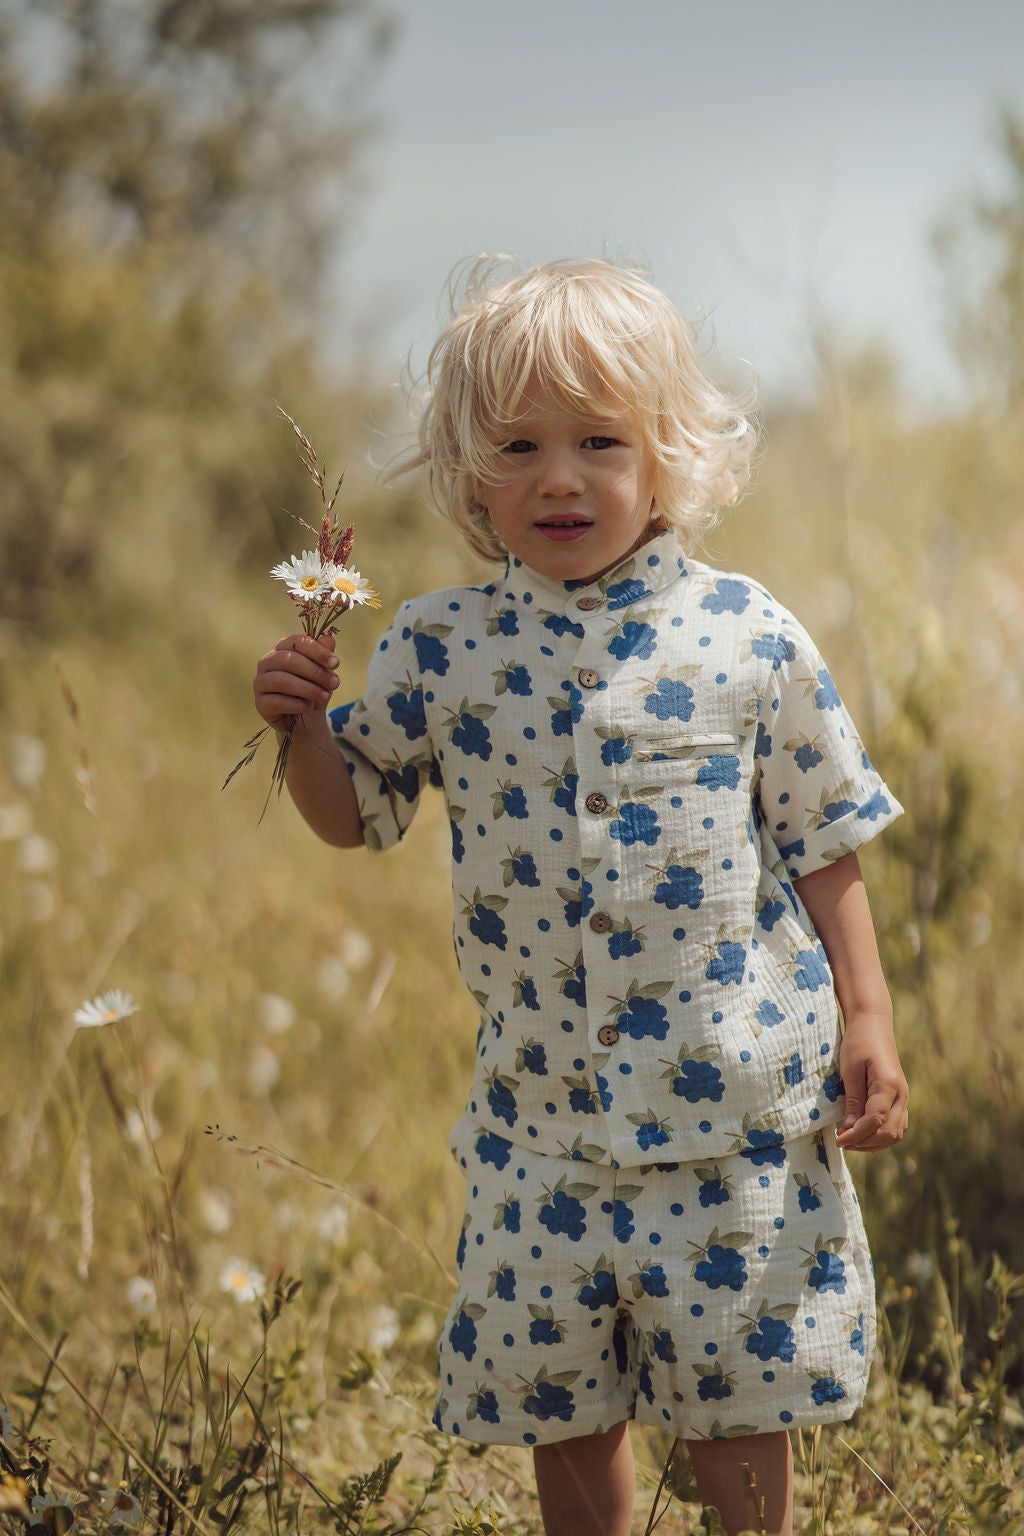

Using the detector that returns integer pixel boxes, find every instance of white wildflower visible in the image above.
[317,1202,350,1246]
[19,834,59,873]
[323,565,379,607]
[73,989,138,1028]
[317,956,350,998]
[126,1276,157,1315]
[367,1305,400,1352]
[904,1251,935,1285]
[9,733,46,789]
[219,1258,266,1304]
[0,803,32,840]
[337,928,373,970]
[247,1045,279,1093]
[124,1107,161,1145]
[198,1187,233,1234]
[270,550,329,601]
[256,992,295,1034]
[100,1485,144,1531]
[31,1489,76,1520]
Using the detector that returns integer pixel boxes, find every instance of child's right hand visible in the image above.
[253,632,340,736]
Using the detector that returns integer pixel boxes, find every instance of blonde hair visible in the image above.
[395,255,759,563]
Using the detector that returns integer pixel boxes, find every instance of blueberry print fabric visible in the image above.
[434,1124,875,1445]
[329,530,903,1169]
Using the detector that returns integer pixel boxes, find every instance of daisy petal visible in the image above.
[73,989,138,1028]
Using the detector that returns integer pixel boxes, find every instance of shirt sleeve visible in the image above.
[326,602,439,852]
[753,611,903,880]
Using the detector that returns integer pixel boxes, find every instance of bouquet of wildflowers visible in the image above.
[224,407,379,817]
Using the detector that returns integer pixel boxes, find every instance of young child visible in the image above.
[252,258,909,1536]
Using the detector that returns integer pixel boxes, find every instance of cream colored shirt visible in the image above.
[330,531,902,1169]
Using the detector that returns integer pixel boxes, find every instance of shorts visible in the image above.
[433,1122,875,1446]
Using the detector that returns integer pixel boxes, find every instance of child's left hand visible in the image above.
[834,1013,909,1152]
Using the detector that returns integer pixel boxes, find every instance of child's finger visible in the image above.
[835,1084,908,1151]
[270,633,340,673]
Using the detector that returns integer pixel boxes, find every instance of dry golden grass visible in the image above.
[2,378,1023,1533]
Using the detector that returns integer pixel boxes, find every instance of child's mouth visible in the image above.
[537,518,592,542]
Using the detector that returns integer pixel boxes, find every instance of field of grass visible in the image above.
[2,377,1023,1534]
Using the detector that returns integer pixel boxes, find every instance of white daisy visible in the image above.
[219,1258,266,1304]
[126,1276,157,1314]
[9,733,46,789]
[73,989,138,1028]
[367,1304,400,1352]
[256,992,295,1034]
[323,565,379,607]
[197,1187,233,1234]
[269,550,329,601]
[31,1490,77,1520]
[100,1486,144,1531]
[316,1202,350,1246]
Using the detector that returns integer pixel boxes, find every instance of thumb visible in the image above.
[839,1072,863,1131]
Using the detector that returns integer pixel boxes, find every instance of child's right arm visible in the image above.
[253,632,365,847]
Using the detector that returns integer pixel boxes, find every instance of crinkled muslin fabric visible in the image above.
[433,1124,875,1444]
[329,528,901,1440]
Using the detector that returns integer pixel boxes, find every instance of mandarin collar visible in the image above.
[498,528,690,616]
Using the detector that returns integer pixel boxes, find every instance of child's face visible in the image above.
[476,387,658,584]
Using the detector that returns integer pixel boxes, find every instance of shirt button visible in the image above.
[589,911,613,933]
[578,667,600,689]
[597,1025,620,1047]
[576,595,601,611]
[585,792,608,814]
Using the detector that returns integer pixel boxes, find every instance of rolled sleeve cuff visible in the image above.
[333,739,406,853]
[777,781,904,880]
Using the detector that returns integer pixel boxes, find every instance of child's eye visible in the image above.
[583,435,619,450]
[502,439,536,454]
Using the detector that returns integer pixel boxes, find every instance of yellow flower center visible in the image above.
[300,575,321,592]
[333,576,357,595]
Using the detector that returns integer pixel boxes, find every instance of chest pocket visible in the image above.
[632,731,741,765]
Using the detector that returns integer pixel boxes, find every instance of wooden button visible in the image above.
[597,1025,620,1047]
[588,911,613,933]
[576,595,601,610]
[585,792,608,814]
[578,667,600,689]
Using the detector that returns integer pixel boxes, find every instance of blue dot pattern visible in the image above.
[330,530,902,1169]
[434,1123,875,1444]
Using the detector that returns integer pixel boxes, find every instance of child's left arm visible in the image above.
[793,851,909,1153]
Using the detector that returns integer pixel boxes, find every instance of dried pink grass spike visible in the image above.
[317,514,333,565]
[333,522,355,566]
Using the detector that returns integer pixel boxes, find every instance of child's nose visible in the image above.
[537,448,585,496]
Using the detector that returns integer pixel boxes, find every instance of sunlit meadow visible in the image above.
[2,355,1023,1534]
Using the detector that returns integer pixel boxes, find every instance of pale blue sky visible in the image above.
[331,0,1024,413]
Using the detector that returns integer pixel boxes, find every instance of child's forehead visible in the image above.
[502,374,634,430]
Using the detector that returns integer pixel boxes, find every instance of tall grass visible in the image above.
[1,370,1022,1532]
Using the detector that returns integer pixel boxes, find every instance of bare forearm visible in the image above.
[251,631,364,848]
[793,851,908,1151]
[281,716,364,847]
[793,853,891,1023]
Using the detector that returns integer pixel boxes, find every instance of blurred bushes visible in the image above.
[0,0,407,634]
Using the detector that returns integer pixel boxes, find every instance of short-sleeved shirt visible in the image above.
[329,530,902,1170]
